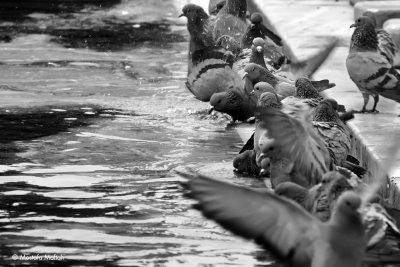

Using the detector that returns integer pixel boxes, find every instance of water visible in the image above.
[0,1,274,266]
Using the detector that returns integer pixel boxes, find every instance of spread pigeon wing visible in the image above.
[177,169,320,265]
[256,108,330,182]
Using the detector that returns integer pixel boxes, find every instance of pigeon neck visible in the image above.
[250,51,267,68]
[313,106,340,123]
[350,24,378,51]
[225,0,247,20]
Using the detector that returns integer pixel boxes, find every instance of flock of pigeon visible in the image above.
[176,0,400,266]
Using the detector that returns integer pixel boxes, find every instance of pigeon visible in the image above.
[209,86,256,121]
[186,47,243,101]
[233,149,261,175]
[209,0,226,15]
[240,12,283,49]
[312,99,351,166]
[347,16,400,113]
[177,168,366,267]
[255,107,334,186]
[363,11,397,65]
[212,0,248,43]
[311,99,366,177]
[248,37,268,69]
[179,4,215,72]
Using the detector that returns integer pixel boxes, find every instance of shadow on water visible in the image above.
[1,22,185,51]
[0,105,135,165]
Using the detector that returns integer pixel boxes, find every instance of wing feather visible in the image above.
[255,108,330,183]
[176,169,321,265]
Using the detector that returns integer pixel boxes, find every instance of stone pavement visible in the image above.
[188,0,400,209]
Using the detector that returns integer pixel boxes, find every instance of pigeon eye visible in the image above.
[252,67,255,71]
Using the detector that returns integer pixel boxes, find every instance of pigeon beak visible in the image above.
[242,72,248,80]
[208,106,215,114]
[350,23,356,28]
[250,23,255,29]
[256,46,262,53]
[179,13,185,18]
[260,169,269,176]
[250,90,255,95]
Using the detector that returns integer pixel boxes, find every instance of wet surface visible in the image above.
[0,0,275,266]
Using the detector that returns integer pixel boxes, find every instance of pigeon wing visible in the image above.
[377,29,396,65]
[177,169,321,265]
[256,108,330,183]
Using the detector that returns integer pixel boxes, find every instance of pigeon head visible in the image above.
[313,99,341,123]
[295,77,320,99]
[252,37,265,53]
[243,63,264,81]
[180,4,208,21]
[257,92,281,109]
[251,82,275,97]
[233,150,260,175]
[350,16,377,50]
[274,182,308,204]
[210,90,243,117]
[335,191,362,214]
[250,12,263,26]
[259,157,271,176]
[350,16,375,29]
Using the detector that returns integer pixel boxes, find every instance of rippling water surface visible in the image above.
[0,1,275,266]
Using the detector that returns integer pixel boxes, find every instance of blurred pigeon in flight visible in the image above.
[177,168,366,267]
